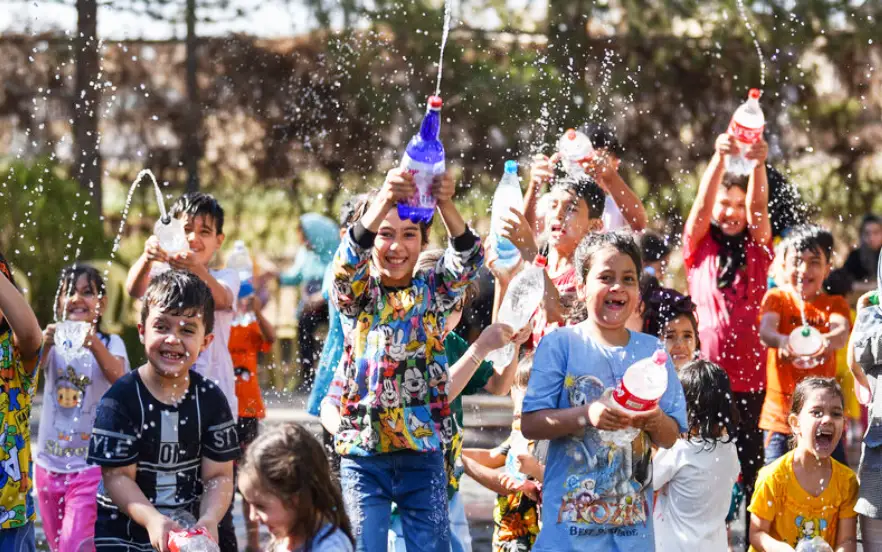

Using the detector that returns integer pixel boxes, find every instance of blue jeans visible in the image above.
[342,451,450,552]
[388,491,472,552]
[0,523,36,552]
[764,430,847,465]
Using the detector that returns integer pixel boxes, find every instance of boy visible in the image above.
[89,271,239,552]
[0,253,43,552]
[683,133,771,522]
[329,167,483,551]
[520,231,686,551]
[758,225,851,464]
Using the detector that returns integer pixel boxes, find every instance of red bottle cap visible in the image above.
[534,254,548,268]
[428,95,443,110]
[565,128,577,140]
[651,350,668,364]
[748,88,762,100]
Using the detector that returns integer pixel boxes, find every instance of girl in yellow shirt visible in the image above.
[748,377,858,551]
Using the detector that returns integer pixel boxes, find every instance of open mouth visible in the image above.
[385,256,408,268]
[815,427,835,450]
[66,306,90,317]
[603,297,627,311]
[159,350,186,362]
[549,222,565,237]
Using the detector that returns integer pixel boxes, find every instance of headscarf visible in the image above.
[300,213,340,265]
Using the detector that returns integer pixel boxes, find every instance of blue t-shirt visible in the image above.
[522,324,687,552]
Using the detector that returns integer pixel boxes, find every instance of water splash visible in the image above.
[735,0,766,88]
[434,0,453,96]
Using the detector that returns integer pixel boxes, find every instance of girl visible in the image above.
[653,360,741,551]
[748,377,858,552]
[238,423,354,552]
[640,281,700,371]
[0,252,43,550]
[35,264,129,552]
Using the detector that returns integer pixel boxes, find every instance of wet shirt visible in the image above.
[684,231,773,393]
[329,223,483,456]
[229,321,271,419]
[522,325,687,552]
[36,334,129,473]
[758,289,851,434]
[0,325,37,530]
[748,450,857,551]
[88,370,239,550]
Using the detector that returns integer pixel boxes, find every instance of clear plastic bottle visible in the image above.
[725,88,765,176]
[504,429,531,484]
[398,96,445,223]
[489,160,525,270]
[167,511,220,552]
[557,128,595,176]
[226,240,254,299]
[154,215,188,255]
[795,536,833,552]
[598,350,669,447]
[486,255,547,367]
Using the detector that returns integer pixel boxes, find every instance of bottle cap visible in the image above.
[428,95,443,110]
[870,292,879,306]
[534,254,548,268]
[234,240,245,248]
[565,128,577,140]
[801,326,811,337]
[651,350,668,364]
[748,88,762,100]
[504,160,518,174]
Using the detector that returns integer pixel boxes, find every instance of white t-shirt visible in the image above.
[192,267,240,420]
[653,438,741,552]
[36,334,130,473]
[602,194,627,231]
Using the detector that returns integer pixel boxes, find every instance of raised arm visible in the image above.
[0,268,42,373]
[593,152,647,231]
[126,236,167,298]
[87,335,127,383]
[524,154,555,231]
[447,323,513,401]
[746,139,772,246]
[684,134,736,250]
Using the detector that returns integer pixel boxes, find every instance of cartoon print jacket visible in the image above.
[329,222,483,456]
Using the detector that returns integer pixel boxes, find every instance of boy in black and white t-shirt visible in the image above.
[89,270,239,551]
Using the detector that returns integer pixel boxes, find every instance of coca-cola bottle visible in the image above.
[557,128,594,176]
[725,88,765,176]
[598,350,669,446]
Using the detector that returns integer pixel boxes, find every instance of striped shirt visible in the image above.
[88,369,239,550]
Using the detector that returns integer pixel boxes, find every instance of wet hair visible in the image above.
[721,172,748,193]
[640,278,699,346]
[416,249,479,310]
[241,423,353,549]
[824,268,853,297]
[552,173,606,220]
[639,231,671,265]
[790,377,844,417]
[574,230,642,286]
[139,270,215,335]
[350,191,432,244]
[514,353,534,390]
[168,192,225,235]
[767,166,810,238]
[678,360,739,450]
[580,123,625,157]
[783,224,834,264]
[56,264,110,343]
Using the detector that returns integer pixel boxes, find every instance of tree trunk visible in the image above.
[184,0,201,192]
[73,0,102,216]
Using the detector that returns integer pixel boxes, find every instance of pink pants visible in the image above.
[35,464,102,552]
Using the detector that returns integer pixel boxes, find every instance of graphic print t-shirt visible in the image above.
[522,325,687,552]
[36,334,129,473]
[88,370,239,549]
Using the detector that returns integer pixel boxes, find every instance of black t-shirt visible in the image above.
[88,369,239,550]
[844,247,880,284]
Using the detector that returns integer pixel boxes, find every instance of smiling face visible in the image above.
[576,246,640,332]
[372,210,423,287]
[182,214,225,267]
[711,185,747,236]
[789,387,844,459]
[662,314,698,371]
[59,274,104,323]
[239,469,296,540]
[784,246,830,300]
[544,187,601,256]
[139,306,213,379]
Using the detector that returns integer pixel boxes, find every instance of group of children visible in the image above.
[0,121,880,552]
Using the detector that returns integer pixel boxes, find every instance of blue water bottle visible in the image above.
[398,95,445,223]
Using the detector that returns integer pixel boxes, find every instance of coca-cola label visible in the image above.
[401,154,444,208]
[727,119,764,145]
[612,382,660,412]
[168,528,217,552]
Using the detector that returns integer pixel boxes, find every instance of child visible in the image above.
[748,377,858,551]
[0,253,43,550]
[329,167,483,550]
[462,355,543,552]
[640,283,700,371]
[88,270,239,551]
[683,133,772,526]
[35,265,130,552]
[758,225,851,465]
[521,231,687,551]
[238,423,354,552]
[229,292,275,552]
[842,213,882,294]
[653,360,741,551]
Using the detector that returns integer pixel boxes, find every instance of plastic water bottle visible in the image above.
[489,160,525,269]
[557,128,595,176]
[486,255,547,367]
[226,241,254,299]
[795,536,833,552]
[398,96,445,224]
[598,350,669,447]
[725,88,765,176]
[504,429,531,484]
[168,529,220,552]
[154,215,188,255]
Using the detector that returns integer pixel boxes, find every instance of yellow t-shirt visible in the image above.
[748,450,858,550]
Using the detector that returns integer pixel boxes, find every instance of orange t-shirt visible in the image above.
[759,288,850,434]
[229,321,271,419]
